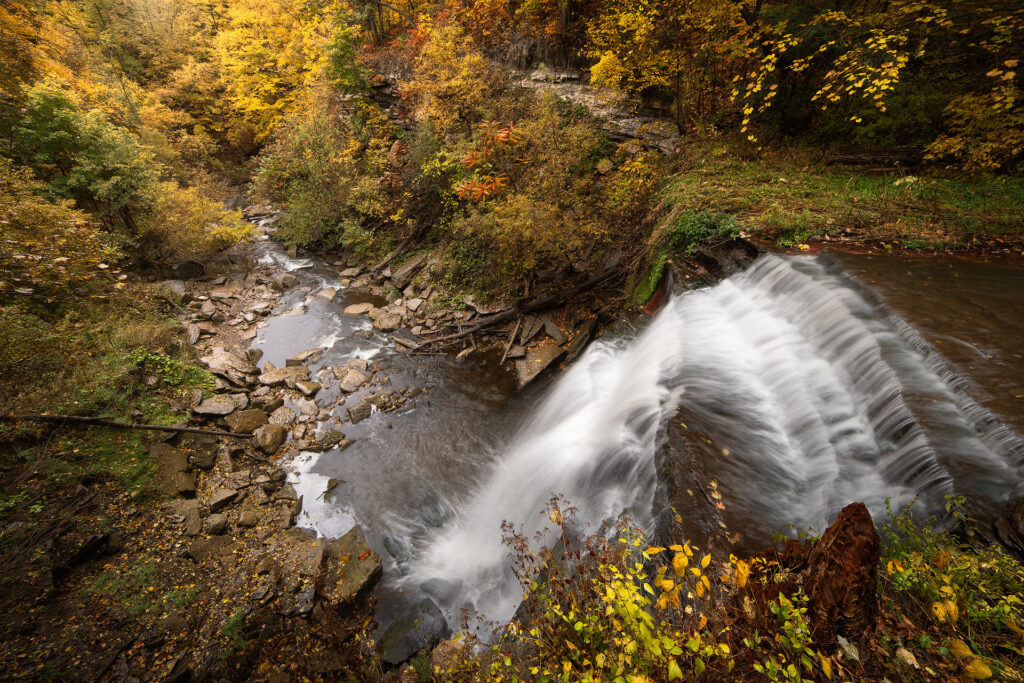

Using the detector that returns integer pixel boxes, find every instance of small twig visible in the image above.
[5,414,252,439]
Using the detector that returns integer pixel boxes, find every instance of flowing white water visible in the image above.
[399,254,1024,626]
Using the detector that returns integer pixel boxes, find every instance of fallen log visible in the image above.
[413,268,619,352]
[5,414,252,439]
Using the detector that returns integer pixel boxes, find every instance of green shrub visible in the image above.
[664,209,740,253]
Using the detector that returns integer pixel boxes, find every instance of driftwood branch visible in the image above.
[500,317,522,365]
[414,268,619,351]
[5,414,252,439]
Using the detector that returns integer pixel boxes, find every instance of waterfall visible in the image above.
[400,253,1024,626]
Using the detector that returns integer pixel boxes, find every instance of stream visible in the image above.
[246,231,1024,632]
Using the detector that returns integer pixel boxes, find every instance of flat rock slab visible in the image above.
[169,499,201,536]
[209,488,238,513]
[321,527,383,608]
[391,254,427,290]
[541,316,567,344]
[287,348,324,367]
[259,366,310,387]
[344,302,374,315]
[152,443,194,497]
[201,346,258,376]
[515,344,565,388]
[193,395,236,416]
[565,317,598,362]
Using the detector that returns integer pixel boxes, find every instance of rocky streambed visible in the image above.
[144,205,622,675]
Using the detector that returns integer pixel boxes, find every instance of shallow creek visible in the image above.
[246,234,1024,631]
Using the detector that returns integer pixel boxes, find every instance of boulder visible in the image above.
[275,484,298,502]
[204,513,228,535]
[158,280,190,305]
[224,409,268,434]
[238,508,259,528]
[171,260,204,280]
[187,536,235,562]
[347,401,372,424]
[317,287,337,300]
[373,313,402,332]
[339,369,368,393]
[271,272,299,291]
[295,381,321,397]
[254,424,288,454]
[406,298,423,312]
[200,300,217,319]
[748,502,881,648]
[379,598,451,666]
[349,357,369,372]
[209,287,236,300]
[269,406,297,426]
[200,346,259,377]
[193,395,237,416]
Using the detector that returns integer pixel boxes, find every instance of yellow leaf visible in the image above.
[672,552,688,576]
[949,639,973,659]
[734,559,750,589]
[819,652,833,680]
[965,660,993,679]
[701,554,711,569]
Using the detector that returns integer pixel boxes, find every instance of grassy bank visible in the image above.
[657,144,1024,254]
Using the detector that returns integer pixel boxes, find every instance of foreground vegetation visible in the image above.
[434,500,1024,682]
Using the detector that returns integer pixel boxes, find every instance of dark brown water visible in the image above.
[835,253,1024,436]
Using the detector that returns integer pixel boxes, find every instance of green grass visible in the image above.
[659,144,1024,249]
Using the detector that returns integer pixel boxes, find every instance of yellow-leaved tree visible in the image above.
[586,0,750,131]
[215,0,345,139]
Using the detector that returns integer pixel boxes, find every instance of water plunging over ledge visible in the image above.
[395,253,1024,626]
